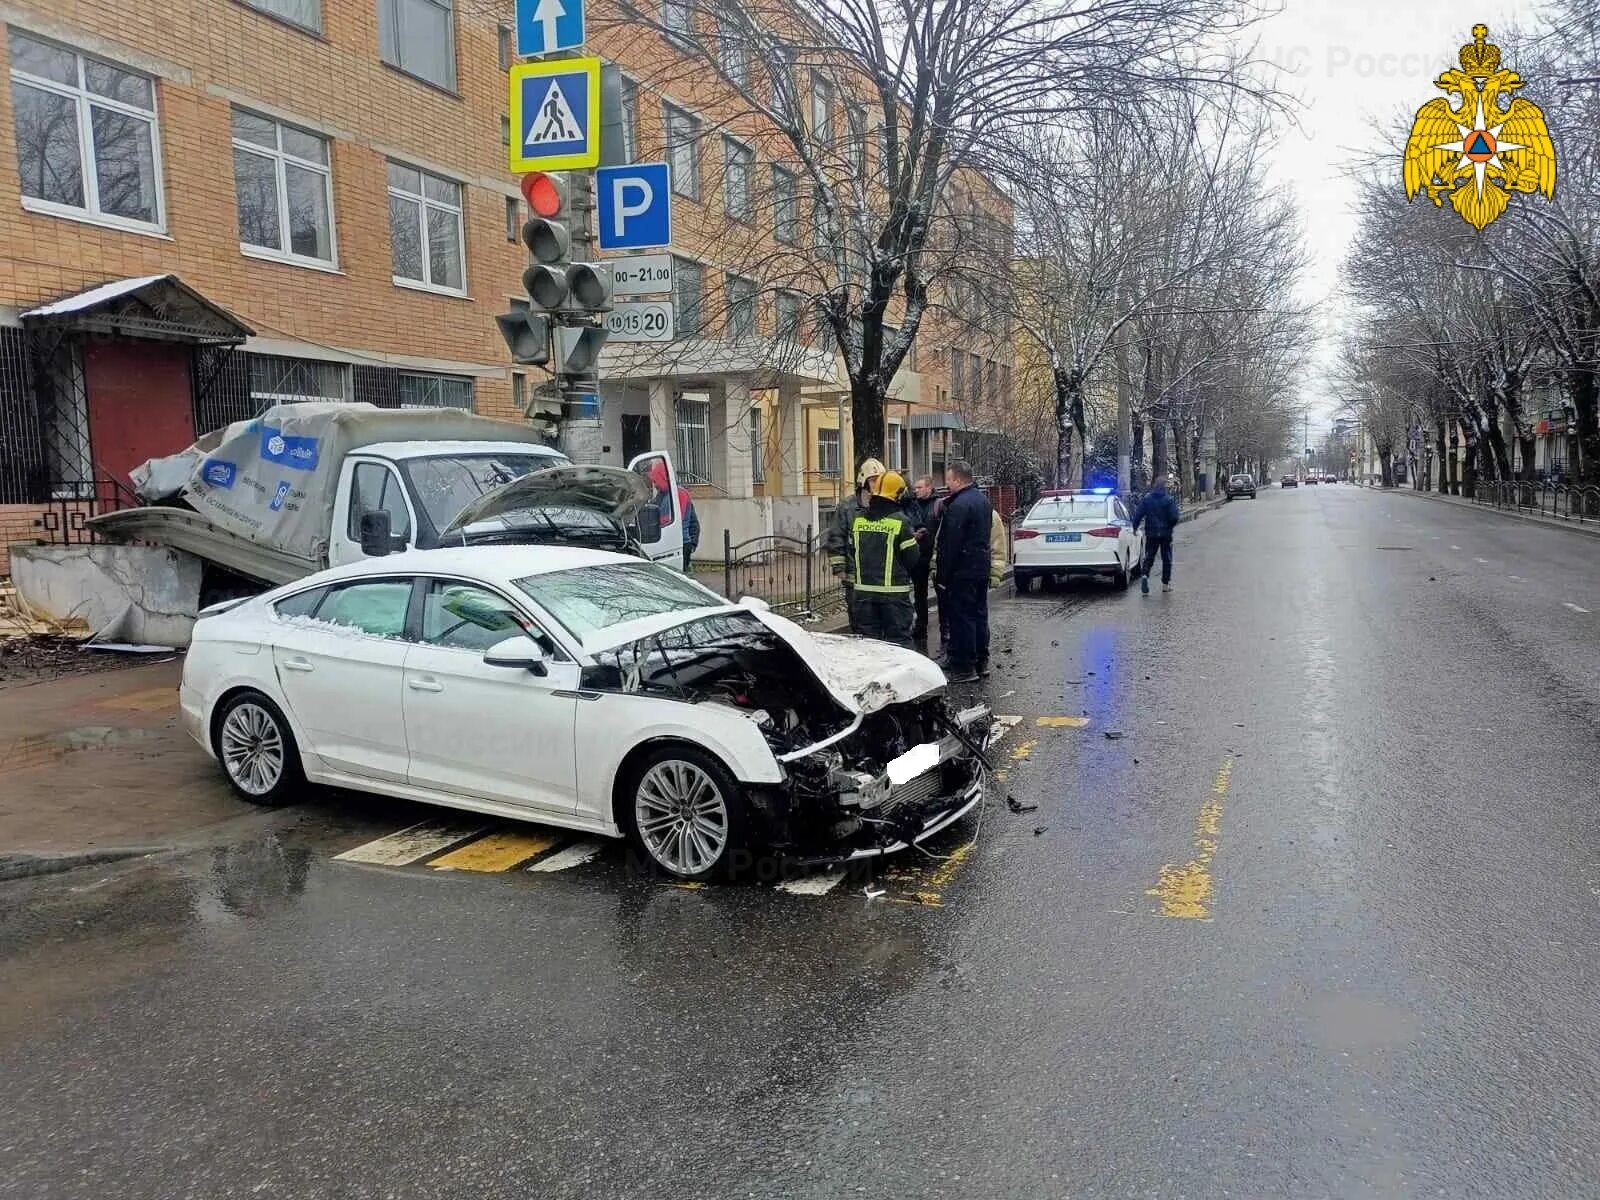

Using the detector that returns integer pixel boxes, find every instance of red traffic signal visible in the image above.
[519,172,564,219]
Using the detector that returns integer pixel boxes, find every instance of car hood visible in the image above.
[441,465,651,537]
[580,605,946,714]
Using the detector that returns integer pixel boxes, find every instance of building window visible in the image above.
[249,353,348,405]
[231,109,335,265]
[817,427,841,478]
[663,103,700,199]
[242,0,323,31]
[878,124,892,187]
[846,103,867,178]
[675,394,710,482]
[774,290,802,342]
[398,372,473,409]
[725,274,756,339]
[812,192,832,255]
[771,166,798,245]
[661,0,694,41]
[723,137,752,220]
[505,195,520,242]
[969,351,982,406]
[501,114,511,146]
[388,162,465,294]
[812,303,836,352]
[8,32,164,231]
[749,407,765,484]
[497,24,512,69]
[716,15,747,86]
[672,257,704,337]
[950,349,963,398]
[618,75,639,162]
[809,74,834,141]
[886,419,903,471]
[378,0,457,91]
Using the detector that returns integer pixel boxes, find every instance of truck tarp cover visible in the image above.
[147,402,548,563]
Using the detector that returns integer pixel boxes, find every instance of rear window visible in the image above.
[1024,497,1111,524]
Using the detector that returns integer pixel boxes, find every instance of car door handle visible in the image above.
[407,677,444,693]
[281,657,315,672]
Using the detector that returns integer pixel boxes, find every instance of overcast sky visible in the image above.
[1255,0,1543,438]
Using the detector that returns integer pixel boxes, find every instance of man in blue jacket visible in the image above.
[1131,475,1182,594]
[933,460,992,683]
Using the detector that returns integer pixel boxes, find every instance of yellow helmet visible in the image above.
[872,470,907,501]
[856,457,887,487]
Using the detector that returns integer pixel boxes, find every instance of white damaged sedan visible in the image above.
[181,546,993,879]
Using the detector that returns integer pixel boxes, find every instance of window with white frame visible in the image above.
[674,394,711,482]
[817,427,841,477]
[231,109,335,265]
[673,257,704,337]
[8,32,163,231]
[248,354,348,406]
[618,75,639,162]
[663,102,700,199]
[774,290,802,342]
[725,274,756,339]
[809,74,834,141]
[771,165,798,245]
[388,162,465,293]
[716,14,747,85]
[886,419,903,471]
[398,372,473,409]
[749,407,765,484]
[244,0,323,31]
[505,195,520,242]
[846,103,867,178]
[497,24,512,70]
[661,0,693,39]
[378,0,457,91]
[723,137,752,220]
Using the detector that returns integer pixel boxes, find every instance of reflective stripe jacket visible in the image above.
[851,496,922,594]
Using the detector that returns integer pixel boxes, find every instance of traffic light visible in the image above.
[495,309,549,365]
[518,171,613,319]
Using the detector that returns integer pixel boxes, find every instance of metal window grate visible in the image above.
[0,327,45,503]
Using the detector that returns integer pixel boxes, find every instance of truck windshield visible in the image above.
[403,453,570,534]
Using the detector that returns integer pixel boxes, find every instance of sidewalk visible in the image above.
[1363,484,1600,540]
[0,659,262,878]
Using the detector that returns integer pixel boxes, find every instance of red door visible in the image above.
[83,341,196,497]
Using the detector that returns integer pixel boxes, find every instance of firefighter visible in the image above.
[825,457,886,631]
[849,469,921,647]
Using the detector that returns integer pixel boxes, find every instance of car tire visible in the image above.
[1014,571,1032,596]
[213,691,304,807]
[623,745,752,882]
[1114,555,1131,590]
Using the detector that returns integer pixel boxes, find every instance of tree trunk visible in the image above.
[1484,420,1512,482]
[1131,412,1146,489]
[1054,368,1085,489]
[1436,422,1450,494]
[1570,362,1600,486]
[1150,420,1168,485]
[1518,437,1536,482]
[1378,449,1394,487]
[850,376,884,463]
[1461,427,1479,499]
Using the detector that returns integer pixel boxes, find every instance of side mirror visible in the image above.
[483,635,549,676]
[637,501,663,544]
[359,510,393,557]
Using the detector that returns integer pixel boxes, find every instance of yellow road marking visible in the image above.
[429,829,562,872]
[94,687,176,713]
[1010,739,1037,761]
[1036,716,1090,728]
[1147,757,1234,920]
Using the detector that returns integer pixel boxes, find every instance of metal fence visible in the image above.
[1472,480,1600,523]
[720,526,843,621]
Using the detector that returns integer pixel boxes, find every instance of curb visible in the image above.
[1373,485,1600,541]
[0,846,163,882]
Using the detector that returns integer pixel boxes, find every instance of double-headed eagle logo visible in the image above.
[1403,24,1557,231]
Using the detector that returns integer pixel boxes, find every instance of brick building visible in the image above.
[0,0,1012,569]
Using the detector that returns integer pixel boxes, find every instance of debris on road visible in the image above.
[1006,795,1039,814]
[1032,825,1048,836]
[1104,730,1126,740]
[863,885,886,900]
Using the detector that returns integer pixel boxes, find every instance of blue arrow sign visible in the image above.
[515,0,584,57]
[509,58,600,172]
[596,162,673,250]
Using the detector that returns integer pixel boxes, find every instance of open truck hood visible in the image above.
[441,465,652,537]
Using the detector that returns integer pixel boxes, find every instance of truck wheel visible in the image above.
[214,692,304,806]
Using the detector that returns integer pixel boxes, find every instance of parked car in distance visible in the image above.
[1226,474,1257,499]
[1305,474,1319,485]
[1012,489,1143,592]
[1281,476,1299,488]
[181,546,993,880]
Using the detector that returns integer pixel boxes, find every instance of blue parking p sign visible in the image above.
[596,163,672,251]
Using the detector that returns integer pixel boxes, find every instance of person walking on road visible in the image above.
[1132,475,1181,594]
[848,470,921,647]
[826,458,886,633]
[908,475,940,647]
[934,460,992,683]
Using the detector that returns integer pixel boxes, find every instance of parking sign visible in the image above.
[596,162,672,250]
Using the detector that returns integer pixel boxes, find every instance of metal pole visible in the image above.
[803,523,813,614]
[723,527,732,599]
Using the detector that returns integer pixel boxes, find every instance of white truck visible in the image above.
[52,403,686,637]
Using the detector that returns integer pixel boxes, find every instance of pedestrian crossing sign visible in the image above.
[509,58,600,172]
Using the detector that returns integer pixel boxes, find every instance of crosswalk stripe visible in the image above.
[334,821,488,866]
[526,838,606,873]
[429,829,564,872]
[775,870,846,896]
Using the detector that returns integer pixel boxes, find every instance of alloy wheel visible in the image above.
[220,702,286,796]
[635,760,730,876]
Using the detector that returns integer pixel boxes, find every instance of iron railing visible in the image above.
[31,476,142,546]
[721,526,842,621]
[1472,479,1600,523]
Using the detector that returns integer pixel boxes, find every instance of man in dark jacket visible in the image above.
[933,460,992,683]
[1131,475,1182,593]
[849,471,921,646]
[907,475,940,646]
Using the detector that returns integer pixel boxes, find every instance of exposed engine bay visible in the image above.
[582,611,994,859]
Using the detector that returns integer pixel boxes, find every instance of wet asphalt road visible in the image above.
[4,484,1600,1199]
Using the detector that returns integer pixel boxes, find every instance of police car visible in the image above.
[1011,488,1144,593]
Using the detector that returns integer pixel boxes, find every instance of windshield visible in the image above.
[514,561,722,637]
[402,453,570,533]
